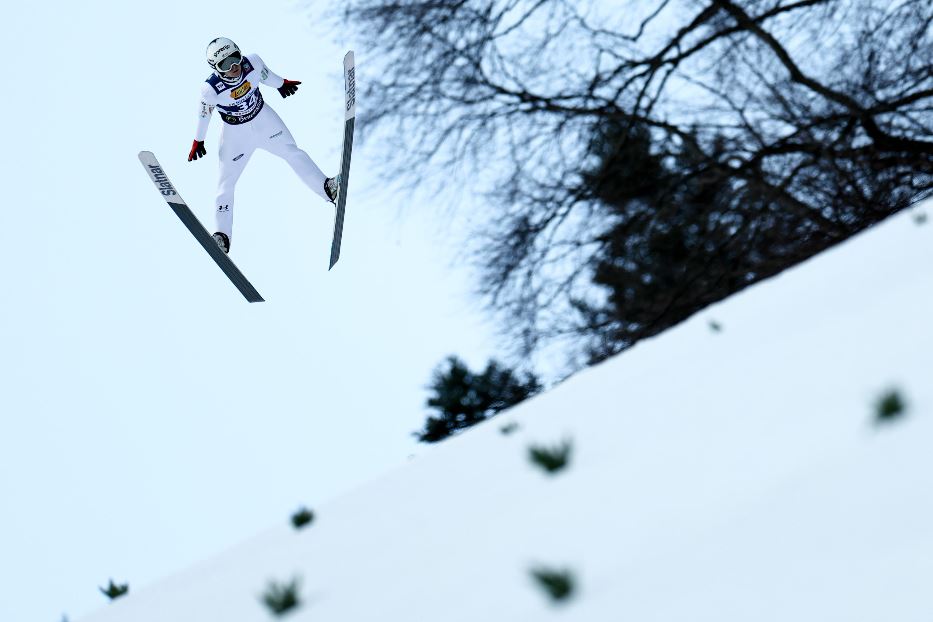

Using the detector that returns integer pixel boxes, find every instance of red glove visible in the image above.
[278,79,301,98]
[188,140,206,162]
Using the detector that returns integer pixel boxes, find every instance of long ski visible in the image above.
[138,151,264,303]
[328,50,356,270]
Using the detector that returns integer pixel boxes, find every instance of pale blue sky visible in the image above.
[0,2,499,621]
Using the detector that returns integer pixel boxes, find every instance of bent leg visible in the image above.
[259,112,330,202]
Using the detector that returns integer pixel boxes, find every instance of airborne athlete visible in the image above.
[188,37,339,254]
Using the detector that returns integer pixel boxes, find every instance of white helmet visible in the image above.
[206,37,242,74]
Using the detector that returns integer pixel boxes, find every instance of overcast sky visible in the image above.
[0,2,502,621]
[3,2,930,622]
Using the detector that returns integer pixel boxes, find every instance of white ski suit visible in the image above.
[195,53,329,239]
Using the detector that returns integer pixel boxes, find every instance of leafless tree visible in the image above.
[342,0,933,365]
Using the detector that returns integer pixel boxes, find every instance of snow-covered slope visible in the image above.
[81,207,933,622]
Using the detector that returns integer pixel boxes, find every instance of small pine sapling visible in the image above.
[529,439,573,474]
[530,566,575,602]
[500,422,520,435]
[291,507,315,529]
[261,577,302,616]
[99,579,129,601]
[875,388,907,424]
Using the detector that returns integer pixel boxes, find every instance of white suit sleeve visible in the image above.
[195,84,216,141]
[248,53,286,89]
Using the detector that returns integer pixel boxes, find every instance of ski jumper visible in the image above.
[195,53,329,239]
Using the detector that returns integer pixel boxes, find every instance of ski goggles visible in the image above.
[217,52,243,72]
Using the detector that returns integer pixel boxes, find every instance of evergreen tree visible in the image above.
[261,577,301,616]
[99,579,129,601]
[415,356,541,443]
[291,507,315,529]
[528,439,573,475]
[530,566,576,603]
[875,388,907,424]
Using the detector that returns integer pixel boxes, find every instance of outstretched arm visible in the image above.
[249,53,300,98]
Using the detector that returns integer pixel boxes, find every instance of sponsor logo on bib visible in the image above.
[231,81,251,99]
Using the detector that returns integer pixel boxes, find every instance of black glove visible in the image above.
[188,140,206,162]
[278,79,301,98]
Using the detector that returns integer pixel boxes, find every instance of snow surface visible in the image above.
[80,206,933,622]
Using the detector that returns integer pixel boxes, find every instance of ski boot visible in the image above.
[324,175,340,204]
[212,232,230,254]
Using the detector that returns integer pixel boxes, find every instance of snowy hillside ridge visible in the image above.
[80,205,933,622]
